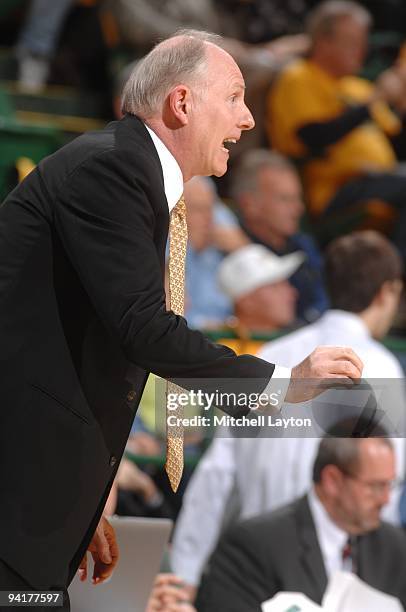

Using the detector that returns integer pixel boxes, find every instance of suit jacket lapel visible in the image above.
[296,496,328,602]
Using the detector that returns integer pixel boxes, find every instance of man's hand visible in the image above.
[371,66,406,112]
[117,459,158,502]
[265,33,310,60]
[146,574,195,611]
[286,346,363,403]
[78,516,119,585]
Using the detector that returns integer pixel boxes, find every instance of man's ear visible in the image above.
[167,85,190,127]
[371,284,385,307]
[321,464,344,496]
[374,280,397,306]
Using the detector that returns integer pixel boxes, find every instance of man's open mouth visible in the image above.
[222,138,237,152]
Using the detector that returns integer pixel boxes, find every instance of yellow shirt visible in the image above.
[219,337,265,356]
[267,59,399,215]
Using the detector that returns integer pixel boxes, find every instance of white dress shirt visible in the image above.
[171,310,405,586]
[144,124,183,211]
[307,487,349,579]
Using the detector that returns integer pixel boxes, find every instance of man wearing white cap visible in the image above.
[218,243,304,334]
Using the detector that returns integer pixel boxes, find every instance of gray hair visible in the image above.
[121,29,223,118]
[231,149,297,200]
[306,0,372,40]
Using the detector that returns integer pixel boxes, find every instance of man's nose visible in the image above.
[240,104,255,131]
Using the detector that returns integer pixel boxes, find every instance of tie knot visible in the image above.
[342,540,352,562]
[342,536,357,574]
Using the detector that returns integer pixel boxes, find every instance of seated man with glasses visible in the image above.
[196,425,406,612]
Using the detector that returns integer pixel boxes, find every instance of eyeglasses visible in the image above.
[342,473,404,496]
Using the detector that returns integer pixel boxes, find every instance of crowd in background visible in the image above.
[3,1,406,610]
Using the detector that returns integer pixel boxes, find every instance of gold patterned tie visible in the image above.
[165,194,188,492]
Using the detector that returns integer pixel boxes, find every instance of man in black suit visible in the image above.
[0,29,363,608]
[197,432,406,611]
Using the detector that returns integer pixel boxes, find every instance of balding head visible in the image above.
[121,29,223,118]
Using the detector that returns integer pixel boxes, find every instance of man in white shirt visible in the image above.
[171,230,405,597]
[196,432,406,612]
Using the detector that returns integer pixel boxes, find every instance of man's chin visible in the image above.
[363,517,381,532]
[211,156,229,177]
[213,165,228,178]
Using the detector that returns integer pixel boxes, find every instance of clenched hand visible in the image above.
[286,346,363,403]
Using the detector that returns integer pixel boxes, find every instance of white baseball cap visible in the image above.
[218,244,305,301]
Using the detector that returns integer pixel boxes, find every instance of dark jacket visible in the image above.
[197,495,406,611]
[0,114,274,589]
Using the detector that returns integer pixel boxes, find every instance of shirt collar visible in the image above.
[144,124,183,212]
[308,487,348,562]
[319,310,370,340]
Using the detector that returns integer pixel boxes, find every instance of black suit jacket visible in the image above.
[0,115,274,589]
[196,495,406,611]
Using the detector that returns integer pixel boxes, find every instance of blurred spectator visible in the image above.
[183,177,246,329]
[105,0,310,155]
[170,231,405,598]
[106,0,312,51]
[260,228,404,360]
[16,0,75,92]
[104,0,310,63]
[267,0,406,250]
[121,384,200,519]
[114,458,175,520]
[103,0,220,58]
[124,377,208,518]
[230,149,328,322]
[214,0,312,44]
[196,434,406,611]
[126,413,162,459]
[218,244,303,336]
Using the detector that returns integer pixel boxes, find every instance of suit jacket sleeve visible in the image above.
[54,148,275,412]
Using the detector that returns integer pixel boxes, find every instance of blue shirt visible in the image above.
[288,232,329,322]
[185,246,233,329]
